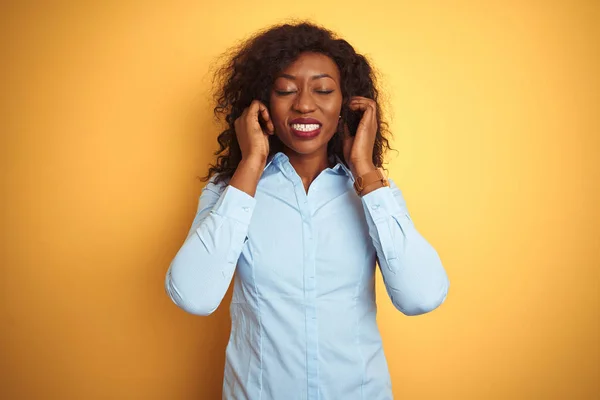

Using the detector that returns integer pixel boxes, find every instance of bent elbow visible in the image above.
[165,270,220,316]
[177,300,218,317]
[393,278,450,316]
[166,285,220,316]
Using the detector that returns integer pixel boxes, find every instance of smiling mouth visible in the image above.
[289,123,322,138]
[291,123,321,132]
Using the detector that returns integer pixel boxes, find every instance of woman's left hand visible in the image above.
[342,96,378,177]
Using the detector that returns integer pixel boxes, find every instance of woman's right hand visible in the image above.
[234,100,274,163]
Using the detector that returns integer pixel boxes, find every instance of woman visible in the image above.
[165,21,449,400]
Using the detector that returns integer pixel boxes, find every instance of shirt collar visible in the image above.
[264,151,354,181]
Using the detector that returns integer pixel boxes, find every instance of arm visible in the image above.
[361,178,449,316]
[164,178,256,316]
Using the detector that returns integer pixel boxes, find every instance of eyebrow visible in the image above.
[278,73,335,81]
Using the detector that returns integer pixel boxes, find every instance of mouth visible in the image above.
[289,117,322,139]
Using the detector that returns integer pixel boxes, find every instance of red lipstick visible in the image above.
[289,118,322,139]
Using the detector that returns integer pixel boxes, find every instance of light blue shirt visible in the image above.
[165,151,449,400]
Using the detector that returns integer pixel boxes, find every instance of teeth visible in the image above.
[291,123,320,132]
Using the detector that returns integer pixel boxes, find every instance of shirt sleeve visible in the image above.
[361,178,449,316]
[165,177,256,316]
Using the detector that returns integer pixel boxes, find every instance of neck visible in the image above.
[283,147,330,192]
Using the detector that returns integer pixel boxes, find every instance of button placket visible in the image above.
[296,182,319,398]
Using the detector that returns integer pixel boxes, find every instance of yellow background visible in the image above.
[1,1,598,399]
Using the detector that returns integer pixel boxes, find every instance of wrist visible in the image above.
[351,161,377,177]
[352,166,389,196]
[242,154,267,169]
[359,180,385,196]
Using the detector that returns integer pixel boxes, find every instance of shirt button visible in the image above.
[242,206,250,212]
[371,204,380,210]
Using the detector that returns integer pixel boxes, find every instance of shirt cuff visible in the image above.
[361,185,406,223]
[211,185,257,225]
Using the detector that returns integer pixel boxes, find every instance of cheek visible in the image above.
[269,101,288,128]
[323,96,343,118]
[324,100,343,128]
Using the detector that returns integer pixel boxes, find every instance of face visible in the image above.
[269,52,343,158]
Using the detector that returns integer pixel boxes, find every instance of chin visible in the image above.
[288,141,325,155]
[277,131,334,156]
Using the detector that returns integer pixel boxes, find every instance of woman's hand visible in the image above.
[234,100,275,164]
[342,96,378,177]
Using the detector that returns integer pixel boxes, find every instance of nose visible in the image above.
[292,89,316,114]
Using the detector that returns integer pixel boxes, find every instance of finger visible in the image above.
[236,105,249,127]
[349,101,375,122]
[349,95,374,103]
[246,100,262,121]
[258,103,275,135]
[348,103,375,115]
[348,99,376,111]
[248,100,273,134]
[349,101,378,128]
[357,105,375,131]
[350,96,375,105]
[364,101,377,126]
[349,96,375,103]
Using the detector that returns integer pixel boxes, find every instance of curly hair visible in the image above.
[204,21,392,184]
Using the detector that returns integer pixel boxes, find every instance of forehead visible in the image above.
[279,52,340,80]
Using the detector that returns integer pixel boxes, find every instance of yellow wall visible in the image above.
[2,1,598,399]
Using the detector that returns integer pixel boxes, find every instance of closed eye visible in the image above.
[274,90,335,96]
